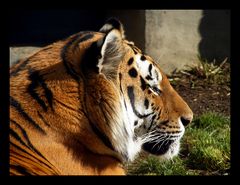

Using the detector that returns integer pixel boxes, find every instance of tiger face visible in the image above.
[119,50,193,161]
[91,18,193,162]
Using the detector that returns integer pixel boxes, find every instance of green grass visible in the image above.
[127,112,230,176]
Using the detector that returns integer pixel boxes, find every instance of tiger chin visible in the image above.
[10,18,193,175]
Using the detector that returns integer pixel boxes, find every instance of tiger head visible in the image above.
[76,18,193,162]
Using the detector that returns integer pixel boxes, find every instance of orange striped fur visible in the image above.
[10,18,193,175]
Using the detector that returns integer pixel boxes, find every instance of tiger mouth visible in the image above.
[142,139,174,155]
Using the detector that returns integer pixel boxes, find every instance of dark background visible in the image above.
[9,9,145,50]
[198,10,230,62]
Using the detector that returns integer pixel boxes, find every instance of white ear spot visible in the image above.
[99,18,125,39]
[100,23,114,33]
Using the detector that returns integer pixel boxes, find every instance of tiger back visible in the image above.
[10,18,193,175]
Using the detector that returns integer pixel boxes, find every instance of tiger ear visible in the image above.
[99,18,125,39]
[96,18,126,79]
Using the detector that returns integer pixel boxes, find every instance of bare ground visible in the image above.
[169,62,230,117]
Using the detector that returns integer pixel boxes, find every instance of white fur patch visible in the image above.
[109,87,143,162]
[100,24,114,33]
[107,53,182,162]
[135,54,162,89]
[109,54,166,161]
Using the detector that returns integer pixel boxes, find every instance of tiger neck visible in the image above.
[11,81,124,175]
[26,127,125,175]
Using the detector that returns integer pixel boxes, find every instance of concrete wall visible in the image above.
[10,47,41,66]
[145,10,202,74]
[145,10,230,75]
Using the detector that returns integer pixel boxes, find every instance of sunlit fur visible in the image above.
[10,18,193,175]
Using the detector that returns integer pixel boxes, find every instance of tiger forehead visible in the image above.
[134,54,162,80]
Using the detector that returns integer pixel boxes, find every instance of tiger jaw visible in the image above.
[138,123,185,159]
[142,136,182,159]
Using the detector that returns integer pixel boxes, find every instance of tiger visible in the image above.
[10,18,193,175]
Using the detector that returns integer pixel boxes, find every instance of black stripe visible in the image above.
[140,76,147,91]
[10,165,34,175]
[61,32,94,81]
[147,115,156,132]
[152,86,161,95]
[127,86,153,118]
[37,75,53,110]
[130,45,140,55]
[140,55,146,61]
[10,120,47,159]
[144,98,149,109]
[61,34,83,81]
[10,141,56,173]
[10,129,29,150]
[73,33,94,51]
[10,59,29,77]
[146,75,153,80]
[37,112,50,127]
[28,69,53,110]
[148,64,153,76]
[132,48,138,54]
[88,121,115,151]
[157,109,162,120]
[10,96,46,134]
[119,73,122,81]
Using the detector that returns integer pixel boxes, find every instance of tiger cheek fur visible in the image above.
[10,18,193,175]
[119,49,193,160]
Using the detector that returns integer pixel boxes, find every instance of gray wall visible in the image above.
[145,10,202,74]
[145,10,230,75]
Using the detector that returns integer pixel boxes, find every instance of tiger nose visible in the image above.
[180,114,193,127]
